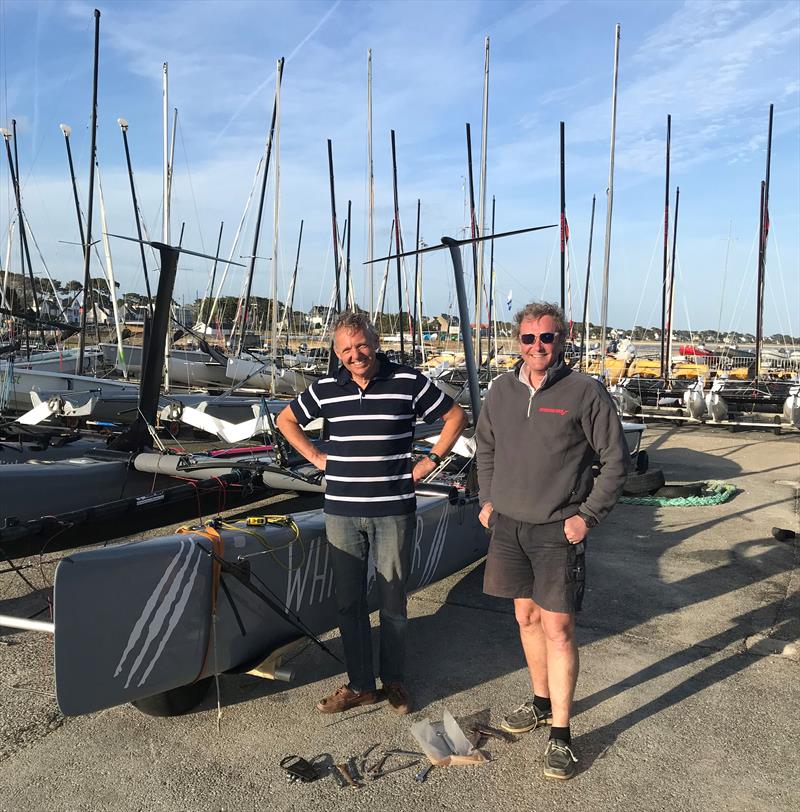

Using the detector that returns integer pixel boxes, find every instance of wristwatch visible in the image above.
[427,452,442,464]
[578,511,598,529]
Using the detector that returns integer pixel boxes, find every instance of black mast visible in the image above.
[77,8,101,375]
[412,198,421,364]
[755,103,773,381]
[110,243,179,453]
[12,121,44,347]
[1,129,28,355]
[326,139,341,377]
[666,186,680,370]
[118,118,153,315]
[659,114,671,380]
[285,219,303,334]
[238,56,284,355]
[390,129,405,362]
[59,124,86,260]
[442,237,481,422]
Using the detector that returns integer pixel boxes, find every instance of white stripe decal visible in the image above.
[394,373,417,379]
[325,493,415,502]
[327,453,411,462]
[329,431,413,441]
[309,386,322,408]
[325,474,412,482]
[326,413,413,422]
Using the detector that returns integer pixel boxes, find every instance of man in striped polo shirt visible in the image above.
[276,311,467,715]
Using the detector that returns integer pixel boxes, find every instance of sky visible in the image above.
[0,0,798,337]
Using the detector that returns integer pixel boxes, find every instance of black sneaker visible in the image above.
[499,700,552,734]
[543,738,578,780]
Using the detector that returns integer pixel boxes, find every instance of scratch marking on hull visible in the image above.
[114,540,189,678]
[419,504,450,588]
[120,541,201,689]
[411,515,424,573]
[137,547,204,686]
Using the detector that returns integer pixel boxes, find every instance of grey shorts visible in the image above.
[483,513,586,614]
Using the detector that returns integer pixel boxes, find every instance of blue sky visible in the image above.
[1,0,798,336]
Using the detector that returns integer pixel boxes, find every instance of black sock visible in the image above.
[550,726,571,744]
[533,694,552,713]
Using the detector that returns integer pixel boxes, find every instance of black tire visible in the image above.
[131,677,213,717]
[653,483,704,499]
[622,468,665,496]
[634,449,649,474]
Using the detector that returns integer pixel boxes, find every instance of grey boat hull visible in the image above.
[53,488,484,715]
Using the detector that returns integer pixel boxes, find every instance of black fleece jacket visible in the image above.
[476,358,629,525]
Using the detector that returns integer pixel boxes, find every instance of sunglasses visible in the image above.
[519,331,560,345]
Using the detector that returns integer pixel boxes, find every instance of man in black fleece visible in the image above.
[476,302,628,780]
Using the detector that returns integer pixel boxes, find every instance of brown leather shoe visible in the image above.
[315,684,382,714]
[383,682,413,715]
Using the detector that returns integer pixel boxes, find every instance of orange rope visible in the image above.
[177,524,224,682]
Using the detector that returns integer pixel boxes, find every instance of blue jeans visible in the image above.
[324,513,415,693]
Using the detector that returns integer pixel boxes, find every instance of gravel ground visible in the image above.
[0,424,797,811]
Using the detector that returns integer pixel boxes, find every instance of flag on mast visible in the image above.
[506,290,512,311]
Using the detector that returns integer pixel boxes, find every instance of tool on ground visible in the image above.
[415,763,434,783]
[410,709,489,765]
[346,756,364,783]
[469,722,516,743]
[359,742,380,776]
[366,753,389,776]
[383,748,424,757]
[332,762,362,789]
[328,765,349,789]
[368,759,420,780]
[279,755,323,783]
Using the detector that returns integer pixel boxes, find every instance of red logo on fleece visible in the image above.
[538,407,568,415]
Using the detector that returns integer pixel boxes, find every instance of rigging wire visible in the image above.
[723,229,758,340]
[177,115,207,257]
[767,220,797,355]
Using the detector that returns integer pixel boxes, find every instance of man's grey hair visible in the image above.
[513,302,567,338]
[332,310,379,343]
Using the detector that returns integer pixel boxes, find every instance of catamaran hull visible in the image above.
[225,356,320,396]
[53,491,484,716]
[0,365,137,413]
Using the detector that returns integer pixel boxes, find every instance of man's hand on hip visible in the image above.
[311,451,328,472]
[478,502,494,529]
[564,514,588,544]
[412,456,437,483]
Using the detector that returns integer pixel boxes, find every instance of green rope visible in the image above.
[620,480,737,507]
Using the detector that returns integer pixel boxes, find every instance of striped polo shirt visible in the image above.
[289,353,454,517]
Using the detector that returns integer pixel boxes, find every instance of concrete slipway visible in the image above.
[0,424,797,811]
